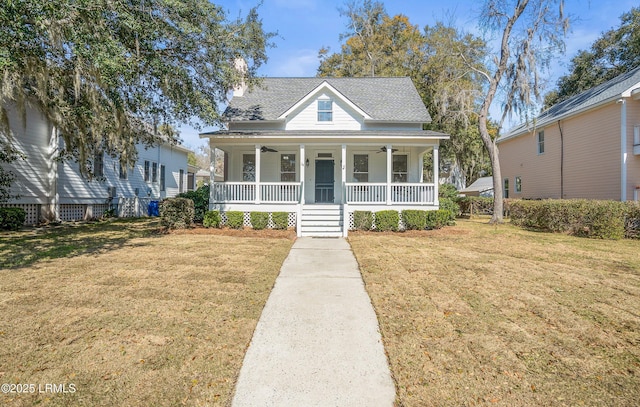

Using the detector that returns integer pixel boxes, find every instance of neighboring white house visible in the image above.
[1,103,191,224]
[201,77,448,237]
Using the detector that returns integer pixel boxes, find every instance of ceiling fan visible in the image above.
[260,146,278,153]
[377,146,398,153]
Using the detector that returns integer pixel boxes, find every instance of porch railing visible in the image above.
[346,182,435,204]
[212,182,302,203]
[261,182,302,203]
[345,183,387,203]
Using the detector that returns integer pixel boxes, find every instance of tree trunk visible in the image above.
[478,115,504,223]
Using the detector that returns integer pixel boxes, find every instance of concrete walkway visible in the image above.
[232,237,396,407]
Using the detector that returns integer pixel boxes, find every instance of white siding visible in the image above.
[3,104,54,204]
[285,91,364,131]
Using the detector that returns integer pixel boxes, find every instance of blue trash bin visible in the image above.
[148,200,159,217]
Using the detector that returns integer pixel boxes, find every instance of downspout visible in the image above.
[619,98,627,201]
[557,120,564,199]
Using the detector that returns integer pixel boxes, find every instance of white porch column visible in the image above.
[341,144,347,203]
[209,145,216,210]
[386,144,392,205]
[620,99,627,201]
[299,144,305,205]
[255,144,261,204]
[433,144,440,206]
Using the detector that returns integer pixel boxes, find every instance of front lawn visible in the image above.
[0,219,294,406]
[350,219,640,406]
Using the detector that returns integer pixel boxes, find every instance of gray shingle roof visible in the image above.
[499,65,640,142]
[224,77,431,123]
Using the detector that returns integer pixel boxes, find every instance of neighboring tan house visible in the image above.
[459,176,494,197]
[1,103,191,224]
[200,77,448,237]
[498,66,640,201]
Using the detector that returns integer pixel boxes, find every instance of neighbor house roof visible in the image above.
[223,77,431,123]
[499,65,640,143]
[459,176,494,194]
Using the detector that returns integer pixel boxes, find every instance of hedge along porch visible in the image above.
[201,77,449,237]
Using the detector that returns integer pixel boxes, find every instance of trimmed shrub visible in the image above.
[159,198,194,229]
[439,183,459,200]
[177,185,209,223]
[402,210,427,230]
[203,210,221,228]
[353,210,373,231]
[250,212,269,230]
[425,209,452,230]
[0,207,26,230]
[375,210,399,232]
[271,212,289,230]
[624,202,640,239]
[225,211,244,229]
[510,199,626,239]
[439,198,459,222]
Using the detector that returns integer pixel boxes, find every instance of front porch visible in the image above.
[207,142,442,236]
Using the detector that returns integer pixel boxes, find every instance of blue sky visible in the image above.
[180,0,638,150]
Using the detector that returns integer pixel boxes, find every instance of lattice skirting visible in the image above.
[0,204,41,225]
[220,211,296,229]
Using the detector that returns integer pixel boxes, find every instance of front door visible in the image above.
[315,160,334,203]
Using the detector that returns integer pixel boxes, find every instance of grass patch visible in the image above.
[0,219,293,406]
[349,219,640,406]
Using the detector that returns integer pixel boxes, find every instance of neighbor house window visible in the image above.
[152,162,158,182]
[119,161,127,180]
[179,169,184,193]
[144,160,150,182]
[280,154,296,182]
[317,100,333,122]
[243,154,256,181]
[504,178,510,198]
[353,154,369,182]
[160,165,165,191]
[515,176,522,193]
[537,130,545,154]
[392,155,408,182]
[93,152,104,177]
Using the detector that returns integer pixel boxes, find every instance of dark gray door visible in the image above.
[315,160,334,203]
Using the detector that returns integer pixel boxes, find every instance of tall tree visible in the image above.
[545,6,640,107]
[318,3,490,187]
[473,0,569,223]
[0,0,273,177]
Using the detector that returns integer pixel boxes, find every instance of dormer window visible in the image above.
[317,100,333,122]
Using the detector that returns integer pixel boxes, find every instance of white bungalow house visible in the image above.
[200,77,448,236]
[1,103,191,224]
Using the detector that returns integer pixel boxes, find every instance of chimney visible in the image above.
[233,58,248,97]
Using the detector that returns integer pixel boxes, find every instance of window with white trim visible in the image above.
[119,161,127,179]
[515,176,522,193]
[144,160,150,182]
[179,169,184,192]
[504,178,510,198]
[93,152,104,178]
[392,154,408,182]
[317,100,333,122]
[242,154,256,181]
[353,154,369,182]
[152,162,158,182]
[280,154,296,182]
[160,165,166,191]
[537,130,545,154]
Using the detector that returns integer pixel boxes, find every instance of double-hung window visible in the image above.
[152,162,158,182]
[504,178,510,198]
[280,154,296,182]
[93,152,104,178]
[144,161,150,182]
[160,165,166,191]
[353,154,369,182]
[317,100,333,122]
[515,176,522,193]
[537,130,545,154]
[119,161,127,180]
[392,155,408,182]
